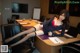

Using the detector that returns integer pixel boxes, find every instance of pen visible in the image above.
[55,39,60,44]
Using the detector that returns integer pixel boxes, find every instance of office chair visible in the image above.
[60,22,80,53]
[1,24,21,45]
[7,15,19,24]
[70,23,80,48]
[60,23,80,53]
[39,16,46,22]
[77,23,80,34]
[1,24,36,53]
[0,24,22,53]
[12,15,19,19]
[7,18,15,24]
[60,44,80,53]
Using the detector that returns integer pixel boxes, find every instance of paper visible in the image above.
[20,22,28,24]
[33,8,41,20]
[49,37,64,44]
[64,33,73,38]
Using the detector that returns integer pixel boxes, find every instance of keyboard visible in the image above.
[64,33,74,38]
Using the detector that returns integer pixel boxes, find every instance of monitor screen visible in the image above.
[12,3,28,13]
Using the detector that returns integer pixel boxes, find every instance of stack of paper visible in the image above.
[49,37,64,44]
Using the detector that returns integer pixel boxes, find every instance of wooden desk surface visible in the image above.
[37,34,80,46]
[38,37,80,46]
[16,19,41,27]
[16,19,80,47]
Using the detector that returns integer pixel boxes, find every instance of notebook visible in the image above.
[49,37,64,44]
[64,27,78,38]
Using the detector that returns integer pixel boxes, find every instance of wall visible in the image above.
[40,0,49,17]
[0,0,2,25]
[69,16,80,27]
[40,0,80,27]
[2,0,40,24]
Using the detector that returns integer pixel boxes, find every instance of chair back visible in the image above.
[61,45,80,53]
[1,24,21,45]
[77,23,80,34]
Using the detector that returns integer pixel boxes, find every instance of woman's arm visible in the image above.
[52,25,65,36]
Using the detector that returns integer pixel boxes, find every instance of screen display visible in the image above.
[12,3,28,13]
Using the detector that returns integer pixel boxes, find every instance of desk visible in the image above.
[16,19,41,29]
[35,35,80,53]
[16,19,80,53]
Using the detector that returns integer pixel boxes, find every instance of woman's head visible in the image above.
[59,9,70,29]
[59,9,69,22]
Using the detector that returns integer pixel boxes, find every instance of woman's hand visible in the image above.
[65,30,68,32]
[53,29,68,35]
[48,31,52,36]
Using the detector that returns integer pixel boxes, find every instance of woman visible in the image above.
[5,9,69,48]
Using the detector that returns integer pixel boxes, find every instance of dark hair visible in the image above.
[60,9,70,29]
